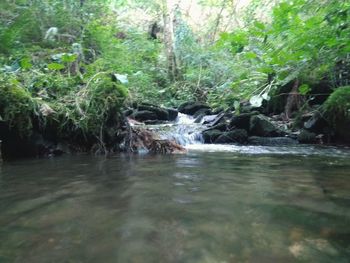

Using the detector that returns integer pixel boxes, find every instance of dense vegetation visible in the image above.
[0,0,349,154]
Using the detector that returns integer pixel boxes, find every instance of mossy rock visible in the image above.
[323,86,350,142]
[298,129,317,144]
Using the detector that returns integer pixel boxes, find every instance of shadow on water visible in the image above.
[0,148,349,262]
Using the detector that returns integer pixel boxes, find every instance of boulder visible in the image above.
[201,114,220,125]
[205,112,227,127]
[131,110,158,122]
[193,108,213,118]
[210,123,227,132]
[214,129,248,144]
[212,108,224,115]
[202,129,223,143]
[249,115,282,137]
[229,112,258,131]
[248,136,299,146]
[123,108,133,117]
[178,101,211,115]
[167,108,178,121]
[138,105,169,120]
[304,112,328,133]
[298,129,317,144]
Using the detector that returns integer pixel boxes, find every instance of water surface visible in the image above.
[0,147,350,262]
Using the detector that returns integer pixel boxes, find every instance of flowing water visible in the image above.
[140,113,206,146]
[1,145,350,263]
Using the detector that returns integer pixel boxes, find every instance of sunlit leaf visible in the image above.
[114,73,128,84]
[61,53,78,63]
[47,63,65,70]
[20,57,32,70]
[299,84,311,95]
[245,52,257,59]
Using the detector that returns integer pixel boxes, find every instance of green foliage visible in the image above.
[48,63,65,71]
[1,0,350,144]
[50,74,127,137]
[214,0,350,108]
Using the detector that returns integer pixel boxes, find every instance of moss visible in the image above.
[324,86,350,125]
[0,72,127,146]
[323,86,350,142]
[0,78,38,136]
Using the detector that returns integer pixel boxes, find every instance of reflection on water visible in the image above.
[0,148,350,263]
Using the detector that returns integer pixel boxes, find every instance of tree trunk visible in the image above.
[162,0,179,81]
[284,79,305,119]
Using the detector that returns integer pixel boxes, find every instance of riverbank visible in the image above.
[1,98,349,161]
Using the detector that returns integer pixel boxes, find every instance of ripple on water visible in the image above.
[186,144,350,157]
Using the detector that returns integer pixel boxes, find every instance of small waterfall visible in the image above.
[146,113,206,146]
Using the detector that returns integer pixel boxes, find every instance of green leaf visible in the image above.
[61,53,78,63]
[299,84,311,95]
[254,21,266,31]
[47,63,65,70]
[20,57,32,70]
[245,52,257,59]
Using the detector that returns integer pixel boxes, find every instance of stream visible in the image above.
[0,115,350,262]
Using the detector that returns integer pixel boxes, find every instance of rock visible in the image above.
[167,108,178,121]
[131,103,178,122]
[138,105,169,120]
[123,109,133,117]
[249,115,282,137]
[194,115,204,123]
[289,239,338,261]
[201,114,222,126]
[229,112,258,131]
[240,104,255,113]
[53,142,70,155]
[178,101,210,115]
[214,129,248,144]
[304,112,327,133]
[210,123,227,132]
[193,108,213,118]
[212,108,224,115]
[131,110,158,122]
[248,136,299,146]
[298,129,317,144]
[202,129,223,143]
[206,112,227,127]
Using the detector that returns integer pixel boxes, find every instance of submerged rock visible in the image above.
[248,136,298,146]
